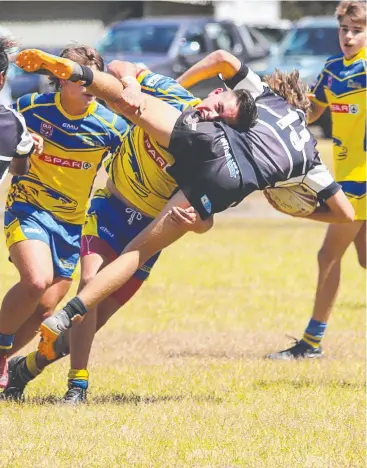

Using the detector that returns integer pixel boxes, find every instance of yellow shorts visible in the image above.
[339,181,366,221]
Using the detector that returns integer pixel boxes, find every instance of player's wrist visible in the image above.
[120,76,139,88]
[219,62,249,90]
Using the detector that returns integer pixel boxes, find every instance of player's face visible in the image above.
[196,89,239,126]
[339,16,366,59]
[60,65,98,108]
[60,80,95,107]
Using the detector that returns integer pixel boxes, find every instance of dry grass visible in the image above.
[0,140,365,467]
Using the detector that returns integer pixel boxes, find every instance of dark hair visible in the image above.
[0,36,18,75]
[232,89,258,131]
[335,0,366,24]
[50,44,104,90]
[263,69,311,118]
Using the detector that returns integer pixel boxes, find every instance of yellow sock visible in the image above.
[26,351,43,377]
[68,368,89,381]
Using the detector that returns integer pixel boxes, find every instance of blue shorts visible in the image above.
[81,188,161,280]
[4,202,82,278]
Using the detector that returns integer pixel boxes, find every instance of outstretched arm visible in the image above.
[84,69,180,148]
[177,49,241,89]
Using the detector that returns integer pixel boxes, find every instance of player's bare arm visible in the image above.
[306,190,354,223]
[177,49,241,89]
[307,100,327,124]
[106,60,143,114]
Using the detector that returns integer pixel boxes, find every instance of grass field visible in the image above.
[0,141,365,467]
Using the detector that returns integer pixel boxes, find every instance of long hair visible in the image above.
[263,69,311,118]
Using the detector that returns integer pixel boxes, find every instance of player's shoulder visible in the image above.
[323,53,344,70]
[93,101,128,135]
[137,69,168,88]
[16,92,56,113]
[0,104,23,128]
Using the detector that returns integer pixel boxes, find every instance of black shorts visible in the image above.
[167,110,244,220]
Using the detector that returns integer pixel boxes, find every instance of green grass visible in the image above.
[0,217,365,467]
[0,140,365,467]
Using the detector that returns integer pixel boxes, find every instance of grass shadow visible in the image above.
[22,392,223,406]
[253,379,365,390]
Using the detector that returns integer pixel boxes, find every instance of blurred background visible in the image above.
[0,0,341,137]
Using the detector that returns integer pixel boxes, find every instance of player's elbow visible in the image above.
[192,215,214,234]
[213,49,232,64]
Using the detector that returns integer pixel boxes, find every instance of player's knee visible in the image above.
[20,275,53,298]
[317,247,341,269]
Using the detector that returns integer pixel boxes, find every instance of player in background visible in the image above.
[267,0,366,360]
[0,36,42,186]
[0,45,128,388]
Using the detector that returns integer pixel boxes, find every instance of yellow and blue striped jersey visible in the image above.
[107,69,201,217]
[7,92,128,224]
[311,49,366,194]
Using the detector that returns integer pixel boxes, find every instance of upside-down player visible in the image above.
[0,57,250,402]
[10,48,356,381]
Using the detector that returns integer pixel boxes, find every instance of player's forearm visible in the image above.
[9,157,29,176]
[305,191,354,223]
[87,70,126,104]
[307,100,326,124]
[177,50,241,89]
[305,207,351,223]
[106,60,138,81]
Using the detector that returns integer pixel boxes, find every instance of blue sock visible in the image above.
[69,379,88,390]
[302,319,327,348]
[0,333,15,352]
[68,368,89,389]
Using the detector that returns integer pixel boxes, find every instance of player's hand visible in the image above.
[168,206,197,230]
[31,133,44,155]
[121,78,143,114]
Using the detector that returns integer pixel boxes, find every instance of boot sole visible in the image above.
[16,49,74,79]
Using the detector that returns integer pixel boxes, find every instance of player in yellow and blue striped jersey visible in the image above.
[267,0,366,360]
[0,45,128,388]
[0,61,242,402]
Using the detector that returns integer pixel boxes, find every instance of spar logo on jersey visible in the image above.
[330,103,359,114]
[40,154,93,170]
[143,134,169,170]
[40,122,54,137]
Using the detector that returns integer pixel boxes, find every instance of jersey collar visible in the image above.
[55,92,97,120]
[343,47,366,66]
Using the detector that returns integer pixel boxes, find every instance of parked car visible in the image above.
[250,20,293,54]
[96,16,271,98]
[256,16,341,137]
[8,47,60,100]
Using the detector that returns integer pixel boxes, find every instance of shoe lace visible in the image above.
[285,334,300,345]
[64,387,83,401]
